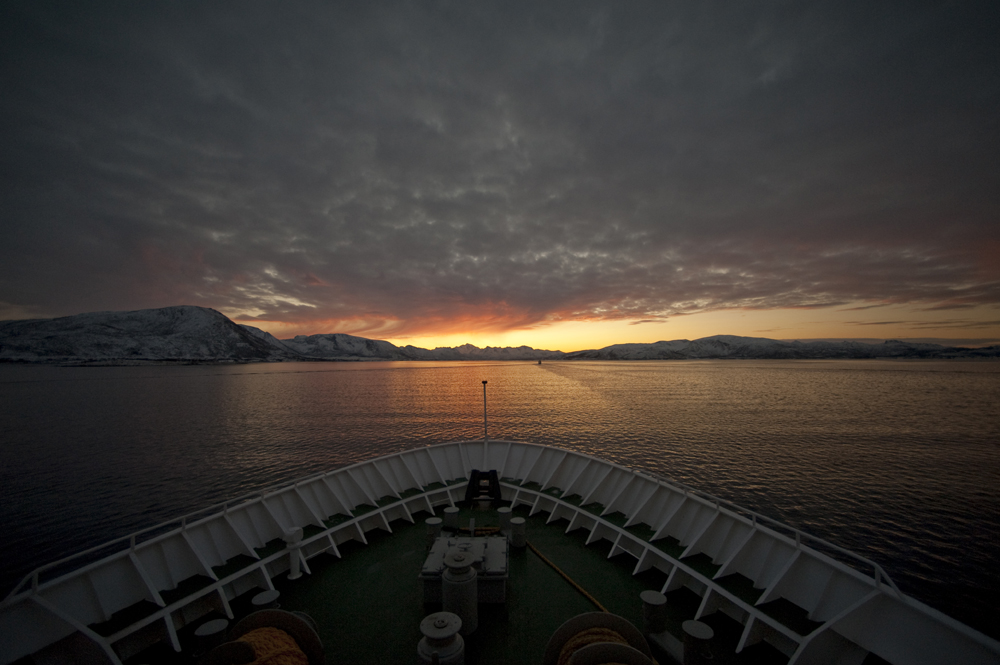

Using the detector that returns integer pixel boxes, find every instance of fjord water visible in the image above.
[1,360,998,639]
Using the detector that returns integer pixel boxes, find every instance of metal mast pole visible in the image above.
[482,380,488,441]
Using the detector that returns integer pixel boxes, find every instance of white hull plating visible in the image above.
[2,441,998,664]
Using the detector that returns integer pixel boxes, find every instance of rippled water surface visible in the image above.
[1,360,998,638]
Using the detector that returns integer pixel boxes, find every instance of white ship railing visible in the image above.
[626,467,903,597]
[4,444,900,601]
[2,439,997,665]
[4,468,342,600]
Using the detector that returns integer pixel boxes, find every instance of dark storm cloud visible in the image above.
[1,1,998,333]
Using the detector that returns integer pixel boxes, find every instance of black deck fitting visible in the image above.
[464,469,502,505]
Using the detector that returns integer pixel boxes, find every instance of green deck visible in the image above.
[125,503,790,665]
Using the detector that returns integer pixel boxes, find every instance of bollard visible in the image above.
[443,506,460,531]
[251,589,280,610]
[510,517,526,548]
[640,590,667,635]
[497,506,512,536]
[442,550,478,635]
[193,618,229,655]
[417,611,465,665]
[682,620,714,665]
[283,527,304,580]
[426,517,443,548]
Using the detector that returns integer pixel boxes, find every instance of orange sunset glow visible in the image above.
[231,300,1000,352]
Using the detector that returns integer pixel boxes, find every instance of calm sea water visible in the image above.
[1,360,998,639]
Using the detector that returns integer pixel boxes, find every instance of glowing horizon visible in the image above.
[233,302,1000,352]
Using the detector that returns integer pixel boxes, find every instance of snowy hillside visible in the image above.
[2,306,995,364]
[277,334,564,361]
[0,306,295,363]
[565,335,999,360]
[239,324,302,355]
[0,306,566,364]
[401,343,564,361]
[280,333,413,360]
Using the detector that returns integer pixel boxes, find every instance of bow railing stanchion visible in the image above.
[482,380,488,441]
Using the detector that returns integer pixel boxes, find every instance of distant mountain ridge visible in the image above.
[0,307,567,363]
[268,330,413,361]
[0,306,996,364]
[241,328,565,361]
[562,334,1000,360]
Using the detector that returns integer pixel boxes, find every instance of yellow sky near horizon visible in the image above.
[242,302,1000,352]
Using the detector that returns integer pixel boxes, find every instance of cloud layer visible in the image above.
[1,1,998,337]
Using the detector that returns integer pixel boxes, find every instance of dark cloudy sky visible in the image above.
[2,1,998,349]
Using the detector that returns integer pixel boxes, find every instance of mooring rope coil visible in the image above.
[528,540,659,665]
[556,626,629,665]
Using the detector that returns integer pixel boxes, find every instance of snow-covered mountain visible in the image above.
[237,324,301,356]
[401,343,564,361]
[2,306,995,364]
[273,334,564,361]
[0,306,564,363]
[0,306,295,364]
[279,333,413,360]
[565,334,999,360]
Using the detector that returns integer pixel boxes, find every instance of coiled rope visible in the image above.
[527,541,658,665]
[237,626,308,665]
[556,627,629,665]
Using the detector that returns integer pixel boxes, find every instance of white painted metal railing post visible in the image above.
[284,527,304,580]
